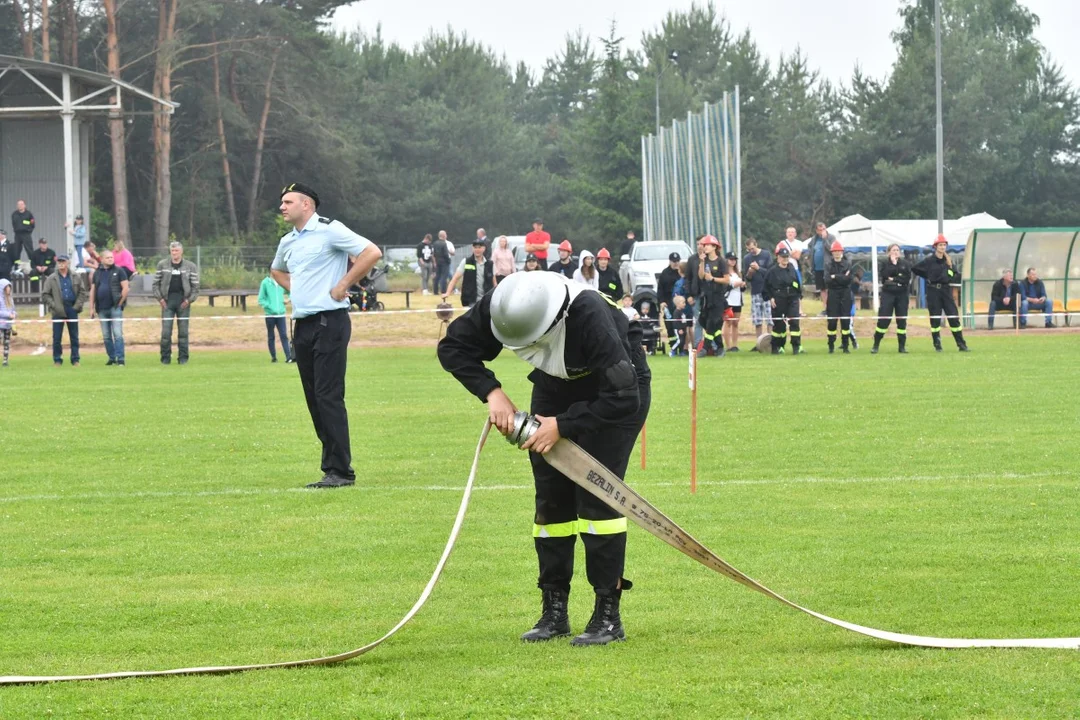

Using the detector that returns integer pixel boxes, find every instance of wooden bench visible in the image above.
[203,289,259,311]
[379,289,414,309]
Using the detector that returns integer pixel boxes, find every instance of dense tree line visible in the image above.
[2,0,1077,252]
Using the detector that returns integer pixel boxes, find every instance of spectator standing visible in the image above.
[523,253,541,272]
[657,252,681,349]
[475,228,492,259]
[742,237,772,348]
[89,249,130,366]
[444,239,494,307]
[416,234,435,294]
[810,222,834,307]
[696,236,729,357]
[872,243,912,353]
[1019,267,1055,328]
[619,230,637,265]
[41,254,86,366]
[911,236,969,352]
[0,277,15,366]
[685,236,705,346]
[0,230,19,280]
[595,248,622,302]
[824,241,855,353]
[152,241,200,365]
[987,269,1021,330]
[112,240,136,277]
[433,231,452,295]
[724,252,744,352]
[763,245,803,355]
[492,235,516,284]
[258,265,293,363]
[29,237,57,292]
[11,200,35,262]
[573,250,598,289]
[524,219,551,270]
[271,182,382,489]
[548,240,577,279]
[66,215,88,267]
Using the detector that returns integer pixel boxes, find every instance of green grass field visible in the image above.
[2,334,1080,718]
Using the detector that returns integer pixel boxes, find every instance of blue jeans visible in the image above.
[99,307,125,362]
[75,244,85,267]
[161,302,191,361]
[434,264,451,295]
[1021,298,1053,327]
[987,299,1018,329]
[265,315,292,360]
[52,306,80,363]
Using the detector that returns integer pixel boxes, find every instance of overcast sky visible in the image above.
[333,0,1078,88]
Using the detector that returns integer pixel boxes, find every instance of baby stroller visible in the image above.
[349,265,388,312]
[632,289,662,355]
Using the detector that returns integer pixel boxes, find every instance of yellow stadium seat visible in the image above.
[973,301,989,313]
[1066,299,1080,327]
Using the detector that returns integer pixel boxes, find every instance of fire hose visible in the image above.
[3,415,1077,686]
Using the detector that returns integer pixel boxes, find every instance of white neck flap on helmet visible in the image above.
[510,278,592,380]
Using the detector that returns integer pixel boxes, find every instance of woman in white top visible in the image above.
[572,250,599,289]
[723,252,746,352]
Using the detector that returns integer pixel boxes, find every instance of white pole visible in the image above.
[871,238,880,316]
[658,127,667,241]
[687,110,695,241]
[641,135,650,242]
[720,92,731,253]
[61,71,76,259]
[672,121,681,242]
[734,85,743,259]
[703,102,712,237]
[935,0,944,236]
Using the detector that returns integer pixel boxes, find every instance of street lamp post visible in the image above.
[934,0,944,236]
[655,50,680,137]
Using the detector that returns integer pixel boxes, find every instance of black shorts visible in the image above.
[814,270,826,290]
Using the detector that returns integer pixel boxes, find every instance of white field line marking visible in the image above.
[0,470,1068,505]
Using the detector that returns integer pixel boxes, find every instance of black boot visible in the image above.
[571,587,627,646]
[828,337,835,354]
[521,588,571,642]
[932,332,943,352]
[871,331,883,354]
[898,334,908,353]
[956,332,970,352]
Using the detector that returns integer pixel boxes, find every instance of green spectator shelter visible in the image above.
[962,228,1080,329]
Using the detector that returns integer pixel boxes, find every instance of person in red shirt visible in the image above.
[525,218,551,270]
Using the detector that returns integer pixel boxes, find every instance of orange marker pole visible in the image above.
[689,345,698,494]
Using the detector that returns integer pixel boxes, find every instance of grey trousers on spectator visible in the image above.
[161,300,191,362]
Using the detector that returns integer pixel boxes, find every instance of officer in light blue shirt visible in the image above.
[271,182,383,488]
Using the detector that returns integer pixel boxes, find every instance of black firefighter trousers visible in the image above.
[529,379,651,594]
[293,309,355,480]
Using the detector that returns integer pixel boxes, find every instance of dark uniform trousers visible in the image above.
[825,292,852,348]
[771,298,801,351]
[699,297,726,351]
[529,380,651,594]
[926,284,963,348]
[875,290,909,342]
[293,309,354,479]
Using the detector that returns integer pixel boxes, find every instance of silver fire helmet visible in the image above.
[489,272,568,348]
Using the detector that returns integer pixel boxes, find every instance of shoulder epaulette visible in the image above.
[318,217,333,224]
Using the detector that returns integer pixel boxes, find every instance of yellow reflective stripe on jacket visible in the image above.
[576,517,627,535]
[533,521,577,538]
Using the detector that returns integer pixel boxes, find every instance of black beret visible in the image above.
[281,182,320,209]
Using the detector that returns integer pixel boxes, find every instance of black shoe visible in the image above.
[271,357,278,363]
[899,348,909,354]
[828,346,834,354]
[728,346,739,353]
[161,358,171,365]
[571,587,627,646]
[117,361,125,366]
[106,359,115,366]
[306,473,355,489]
[285,357,295,364]
[842,346,851,354]
[520,588,571,642]
[750,346,759,352]
[934,344,943,353]
[178,358,188,365]
[871,345,880,354]
[958,345,970,352]
[715,346,726,358]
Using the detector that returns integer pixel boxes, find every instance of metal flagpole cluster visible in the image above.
[642,90,741,254]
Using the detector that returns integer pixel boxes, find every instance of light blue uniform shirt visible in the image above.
[272,213,372,319]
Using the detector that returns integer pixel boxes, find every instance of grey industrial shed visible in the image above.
[0,55,174,260]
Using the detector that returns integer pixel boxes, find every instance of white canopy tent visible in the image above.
[827,213,1011,313]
